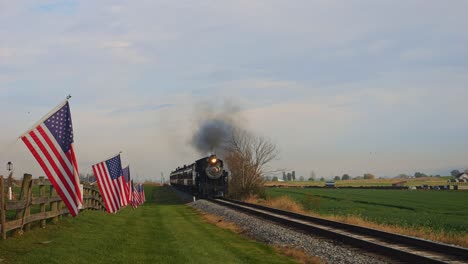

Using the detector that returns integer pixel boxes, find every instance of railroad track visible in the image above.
[209,198,468,264]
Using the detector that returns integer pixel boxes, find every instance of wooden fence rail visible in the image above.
[0,174,105,240]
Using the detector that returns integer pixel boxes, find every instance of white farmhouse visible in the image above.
[456,173,468,181]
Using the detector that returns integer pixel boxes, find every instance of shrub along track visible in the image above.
[210,198,468,264]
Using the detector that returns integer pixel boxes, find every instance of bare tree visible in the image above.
[224,128,278,200]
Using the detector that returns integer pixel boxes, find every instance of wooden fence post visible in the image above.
[84,187,88,209]
[58,198,63,219]
[14,174,32,236]
[1,176,6,240]
[94,189,99,210]
[93,190,102,210]
[88,188,91,209]
[39,176,46,228]
[50,185,59,224]
[99,190,104,210]
[94,190,98,209]
[89,188,96,210]
[23,178,33,232]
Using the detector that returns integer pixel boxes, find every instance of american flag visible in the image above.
[131,181,145,208]
[130,179,137,209]
[134,183,145,207]
[92,154,123,213]
[116,170,127,207]
[20,100,82,217]
[122,166,131,205]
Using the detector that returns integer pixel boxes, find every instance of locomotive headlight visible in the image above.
[209,154,218,164]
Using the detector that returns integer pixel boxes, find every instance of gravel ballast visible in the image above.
[189,198,392,264]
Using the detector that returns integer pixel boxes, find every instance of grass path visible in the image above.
[0,186,296,264]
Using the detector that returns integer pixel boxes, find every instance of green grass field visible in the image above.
[0,186,296,264]
[266,188,468,234]
[265,176,454,187]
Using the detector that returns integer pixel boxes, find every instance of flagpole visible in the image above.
[18,95,72,139]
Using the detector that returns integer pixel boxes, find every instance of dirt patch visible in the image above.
[274,246,322,264]
[198,211,242,233]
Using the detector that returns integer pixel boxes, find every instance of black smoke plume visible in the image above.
[191,101,243,155]
[191,119,233,154]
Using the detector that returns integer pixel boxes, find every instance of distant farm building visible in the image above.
[448,173,468,190]
[456,173,468,181]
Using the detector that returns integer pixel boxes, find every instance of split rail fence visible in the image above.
[0,174,105,240]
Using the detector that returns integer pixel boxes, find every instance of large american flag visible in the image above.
[20,100,82,217]
[122,166,131,205]
[92,154,123,213]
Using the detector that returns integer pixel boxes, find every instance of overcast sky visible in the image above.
[1,0,467,181]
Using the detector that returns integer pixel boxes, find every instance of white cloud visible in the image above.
[368,39,395,54]
[109,5,123,14]
[400,48,434,61]
[101,41,131,49]
[0,47,14,58]
[221,79,303,91]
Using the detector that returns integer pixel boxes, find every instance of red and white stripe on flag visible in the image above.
[122,166,131,205]
[132,183,144,207]
[131,183,140,208]
[118,177,128,207]
[92,160,122,213]
[92,154,127,213]
[20,100,82,217]
[125,182,131,205]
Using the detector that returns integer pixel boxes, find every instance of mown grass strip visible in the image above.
[0,186,297,264]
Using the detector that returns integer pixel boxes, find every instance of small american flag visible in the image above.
[130,179,137,209]
[92,154,123,213]
[121,166,131,206]
[134,183,145,206]
[122,166,132,204]
[131,181,145,208]
[20,100,82,216]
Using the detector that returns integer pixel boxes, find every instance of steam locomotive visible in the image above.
[170,154,228,198]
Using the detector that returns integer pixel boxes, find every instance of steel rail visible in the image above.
[209,198,468,264]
